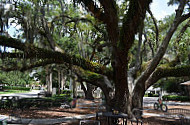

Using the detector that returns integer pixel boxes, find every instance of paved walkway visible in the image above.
[0,113,96,124]
[0,90,42,99]
[19,114,96,124]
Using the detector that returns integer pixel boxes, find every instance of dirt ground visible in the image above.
[0,99,98,119]
[0,99,189,125]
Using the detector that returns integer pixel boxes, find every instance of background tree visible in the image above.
[0,70,34,86]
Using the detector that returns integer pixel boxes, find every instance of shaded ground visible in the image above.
[0,99,99,119]
[0,107,95,119]
[0,99,189,124]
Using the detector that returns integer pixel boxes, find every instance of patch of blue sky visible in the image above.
[7,17,23,38]
[0,19,22,52]
[8,24,22,38]
[150,0,178,20]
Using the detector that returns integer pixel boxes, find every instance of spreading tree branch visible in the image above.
[0,35,112,77]
[145,65,190,90]
[147,8,159,48]
[0,59,56,72]
[175,19,190,44]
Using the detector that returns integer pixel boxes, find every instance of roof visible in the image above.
[180,81,190,86]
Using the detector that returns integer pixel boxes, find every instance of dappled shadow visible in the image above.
[0,106,97,119]
[0,99,188,125]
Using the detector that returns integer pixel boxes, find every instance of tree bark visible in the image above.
[73,77,77,97]
[80,82,94,100]
[57,69,61,95]
[85,83,94,100]
[60,71,65,91]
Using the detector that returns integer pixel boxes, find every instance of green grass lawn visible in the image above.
[0,90,30,94]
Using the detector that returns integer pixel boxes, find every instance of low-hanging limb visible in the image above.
[147,8,159,48]
[0,59,57,72]
[73,66,114,104]
[0,35,113,77]
[145,65,190,90]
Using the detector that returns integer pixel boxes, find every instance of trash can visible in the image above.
[52,88,56,96]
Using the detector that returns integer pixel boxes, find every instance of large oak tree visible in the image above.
[1,0,190,117]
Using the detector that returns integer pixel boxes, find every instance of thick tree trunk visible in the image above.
[46,66,52,95]
[85,84,94,100]
[112,50,130,111]
[187,86,190,97]
[73,77,77,97]
[60,71,66,91]
[69,76,77,97]
[58,69,61,95]
[132,87,145,109]
[80,82,94,100]
[80,81,87,96]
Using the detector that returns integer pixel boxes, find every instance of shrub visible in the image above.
[18,95,73,108]
[4,86,30,91]
[62,90,71,95]
[148,93,153,97]
[152,94,159,97]
[144,93,148,97]
[67,97,73,102]
[163,95,190,101]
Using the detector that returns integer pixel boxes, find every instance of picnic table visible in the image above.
[0,96,20,109]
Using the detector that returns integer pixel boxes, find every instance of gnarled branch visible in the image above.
[0,35,112,77]
[145,65,190,90]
